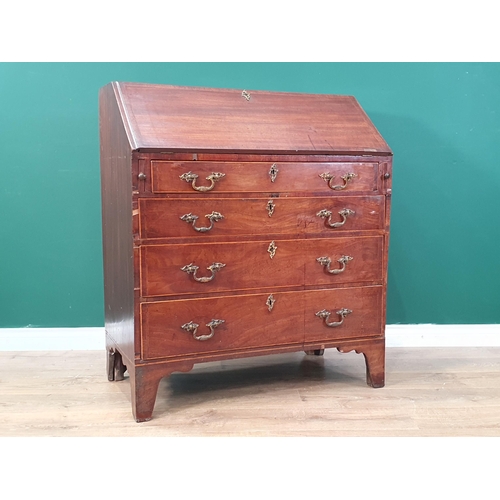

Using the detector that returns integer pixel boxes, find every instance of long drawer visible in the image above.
[141,286,383,360]
[139,196,385,239]
[140,236,383,297]
[151,161,379,194]
[141,291,304,359]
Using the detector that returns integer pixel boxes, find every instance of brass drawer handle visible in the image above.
[315,308,352,327]
[181,319,225,341]
[319,172,357,190]
[316,255,353,274]
[180,211,224,232]
[316,208,355,228]
[179,171,225,192]
[180,262,226,282]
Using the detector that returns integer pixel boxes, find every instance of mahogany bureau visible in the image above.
[99,82,393,422]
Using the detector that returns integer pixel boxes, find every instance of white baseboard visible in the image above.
[0,328,105,351]
[0,324,499,351]
[386,324,500,347]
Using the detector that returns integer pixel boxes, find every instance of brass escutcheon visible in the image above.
[268,240,278,259]
[269,163,279,182]
[181,319,225,341]
[266,294,276,312]
[179,171,225,192]
[266,200,276,217]
[315,308,352,327]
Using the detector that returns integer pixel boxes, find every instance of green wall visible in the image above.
[1,63,499,327]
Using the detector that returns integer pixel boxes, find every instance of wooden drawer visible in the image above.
[141,239,303,297]
[141,285,383,360]
[141,291,304,359]
[304,237,383,286]
[305,286,383,343]
[151,161,379,194]
[140,236,383,297]
[138,196,385,240]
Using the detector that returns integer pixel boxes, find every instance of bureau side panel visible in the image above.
[381,158,393,336]
[99,83,135,364]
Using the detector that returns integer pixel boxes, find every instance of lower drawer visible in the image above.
[140,286,383,360]
[141,291,304,360]
[304,286,383,343]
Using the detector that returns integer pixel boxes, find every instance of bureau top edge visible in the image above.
[132,147,393,157]
[105,82,392,156]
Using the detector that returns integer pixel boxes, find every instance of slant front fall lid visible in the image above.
[109,81,392,155]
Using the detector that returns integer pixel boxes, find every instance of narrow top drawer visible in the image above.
[151,161,379,194]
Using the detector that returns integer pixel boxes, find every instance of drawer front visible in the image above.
[141,291,304,359]
[304,236,383,286]
[141,237,384,297]
[141,239,304,297]
[151,161,378,194]
[141,285,383,359]
[139,196,385,239]
[305,286,383,343]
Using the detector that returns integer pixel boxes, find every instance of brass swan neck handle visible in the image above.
[180,211,224,232]
[316,255,353,274]
[316,208,355,228]
[181,262,226,282]
[181,319,225,341]
[179,171,225,192]
[315,308,352,327]
[319,172,357,190]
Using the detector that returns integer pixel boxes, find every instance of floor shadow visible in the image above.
[156,351,366,412]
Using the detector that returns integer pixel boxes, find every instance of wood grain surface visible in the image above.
[141,291,305,359]
[140,286,383,359]
[140,239,384,297]
[151,161,378,194]
[99,84,136,362]
[1,347,499,436]
[139,197,385,240]
[114,82,392,154]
